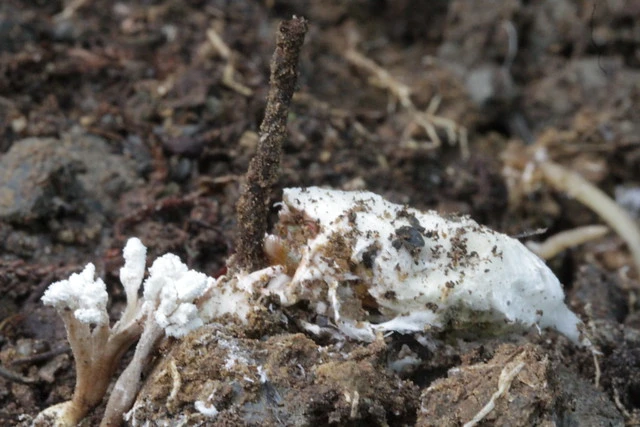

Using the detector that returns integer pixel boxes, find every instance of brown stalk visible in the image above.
[234,16,308,273]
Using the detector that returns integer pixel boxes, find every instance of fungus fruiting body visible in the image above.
[36,187,590,425]
[263,187,588,345]
[37,238,212,427]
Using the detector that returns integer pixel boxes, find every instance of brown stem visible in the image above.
[234,16,308,273]
[101,319,164,427]
[55,312,143,425]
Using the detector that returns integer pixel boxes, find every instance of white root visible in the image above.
[526,225,609,260]
[539,160,640,275]
[463,357,526,427]
[206,27,253,96]
[167,358,182,407]
[343,48,468,158]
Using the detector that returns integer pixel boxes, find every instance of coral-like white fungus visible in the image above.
[119,237,147,321]
[38,238,216,427]
[42,263,109,326]
[144,254,209,337]
[263,187,588,345]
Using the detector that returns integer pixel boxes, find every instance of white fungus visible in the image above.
[194,400,219,418]
[262,187,588,345]
[143,254,209,337]
[38,238,218,426]
[42,263,109,326]
[120,238,147,301]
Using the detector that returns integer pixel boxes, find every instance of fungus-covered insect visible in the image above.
[262,187,589,346]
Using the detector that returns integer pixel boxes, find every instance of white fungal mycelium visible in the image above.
[262,187,589,346]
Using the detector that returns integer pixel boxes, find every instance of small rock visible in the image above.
[0,134,140,223]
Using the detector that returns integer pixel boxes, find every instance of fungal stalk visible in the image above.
[35,238,213,426]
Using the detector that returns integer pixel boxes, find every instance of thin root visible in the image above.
[526,225,609,260]
[593,351,601,390]
[539,159,640,275]
[166,358,182,408]
[344,48,468,159]
[613,387,633,420]
[54,0,88,21]
[0,364,37,384]
[347,390,360,420]
[463,357,526,427]
[206,27,253,97]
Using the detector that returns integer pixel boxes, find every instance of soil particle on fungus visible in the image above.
[392,225,426,257]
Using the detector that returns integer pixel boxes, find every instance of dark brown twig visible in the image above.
[0,364,38,384]
[11,344,71,366]
[233,16,308,272]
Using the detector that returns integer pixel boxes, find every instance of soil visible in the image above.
[1,0,639,426]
